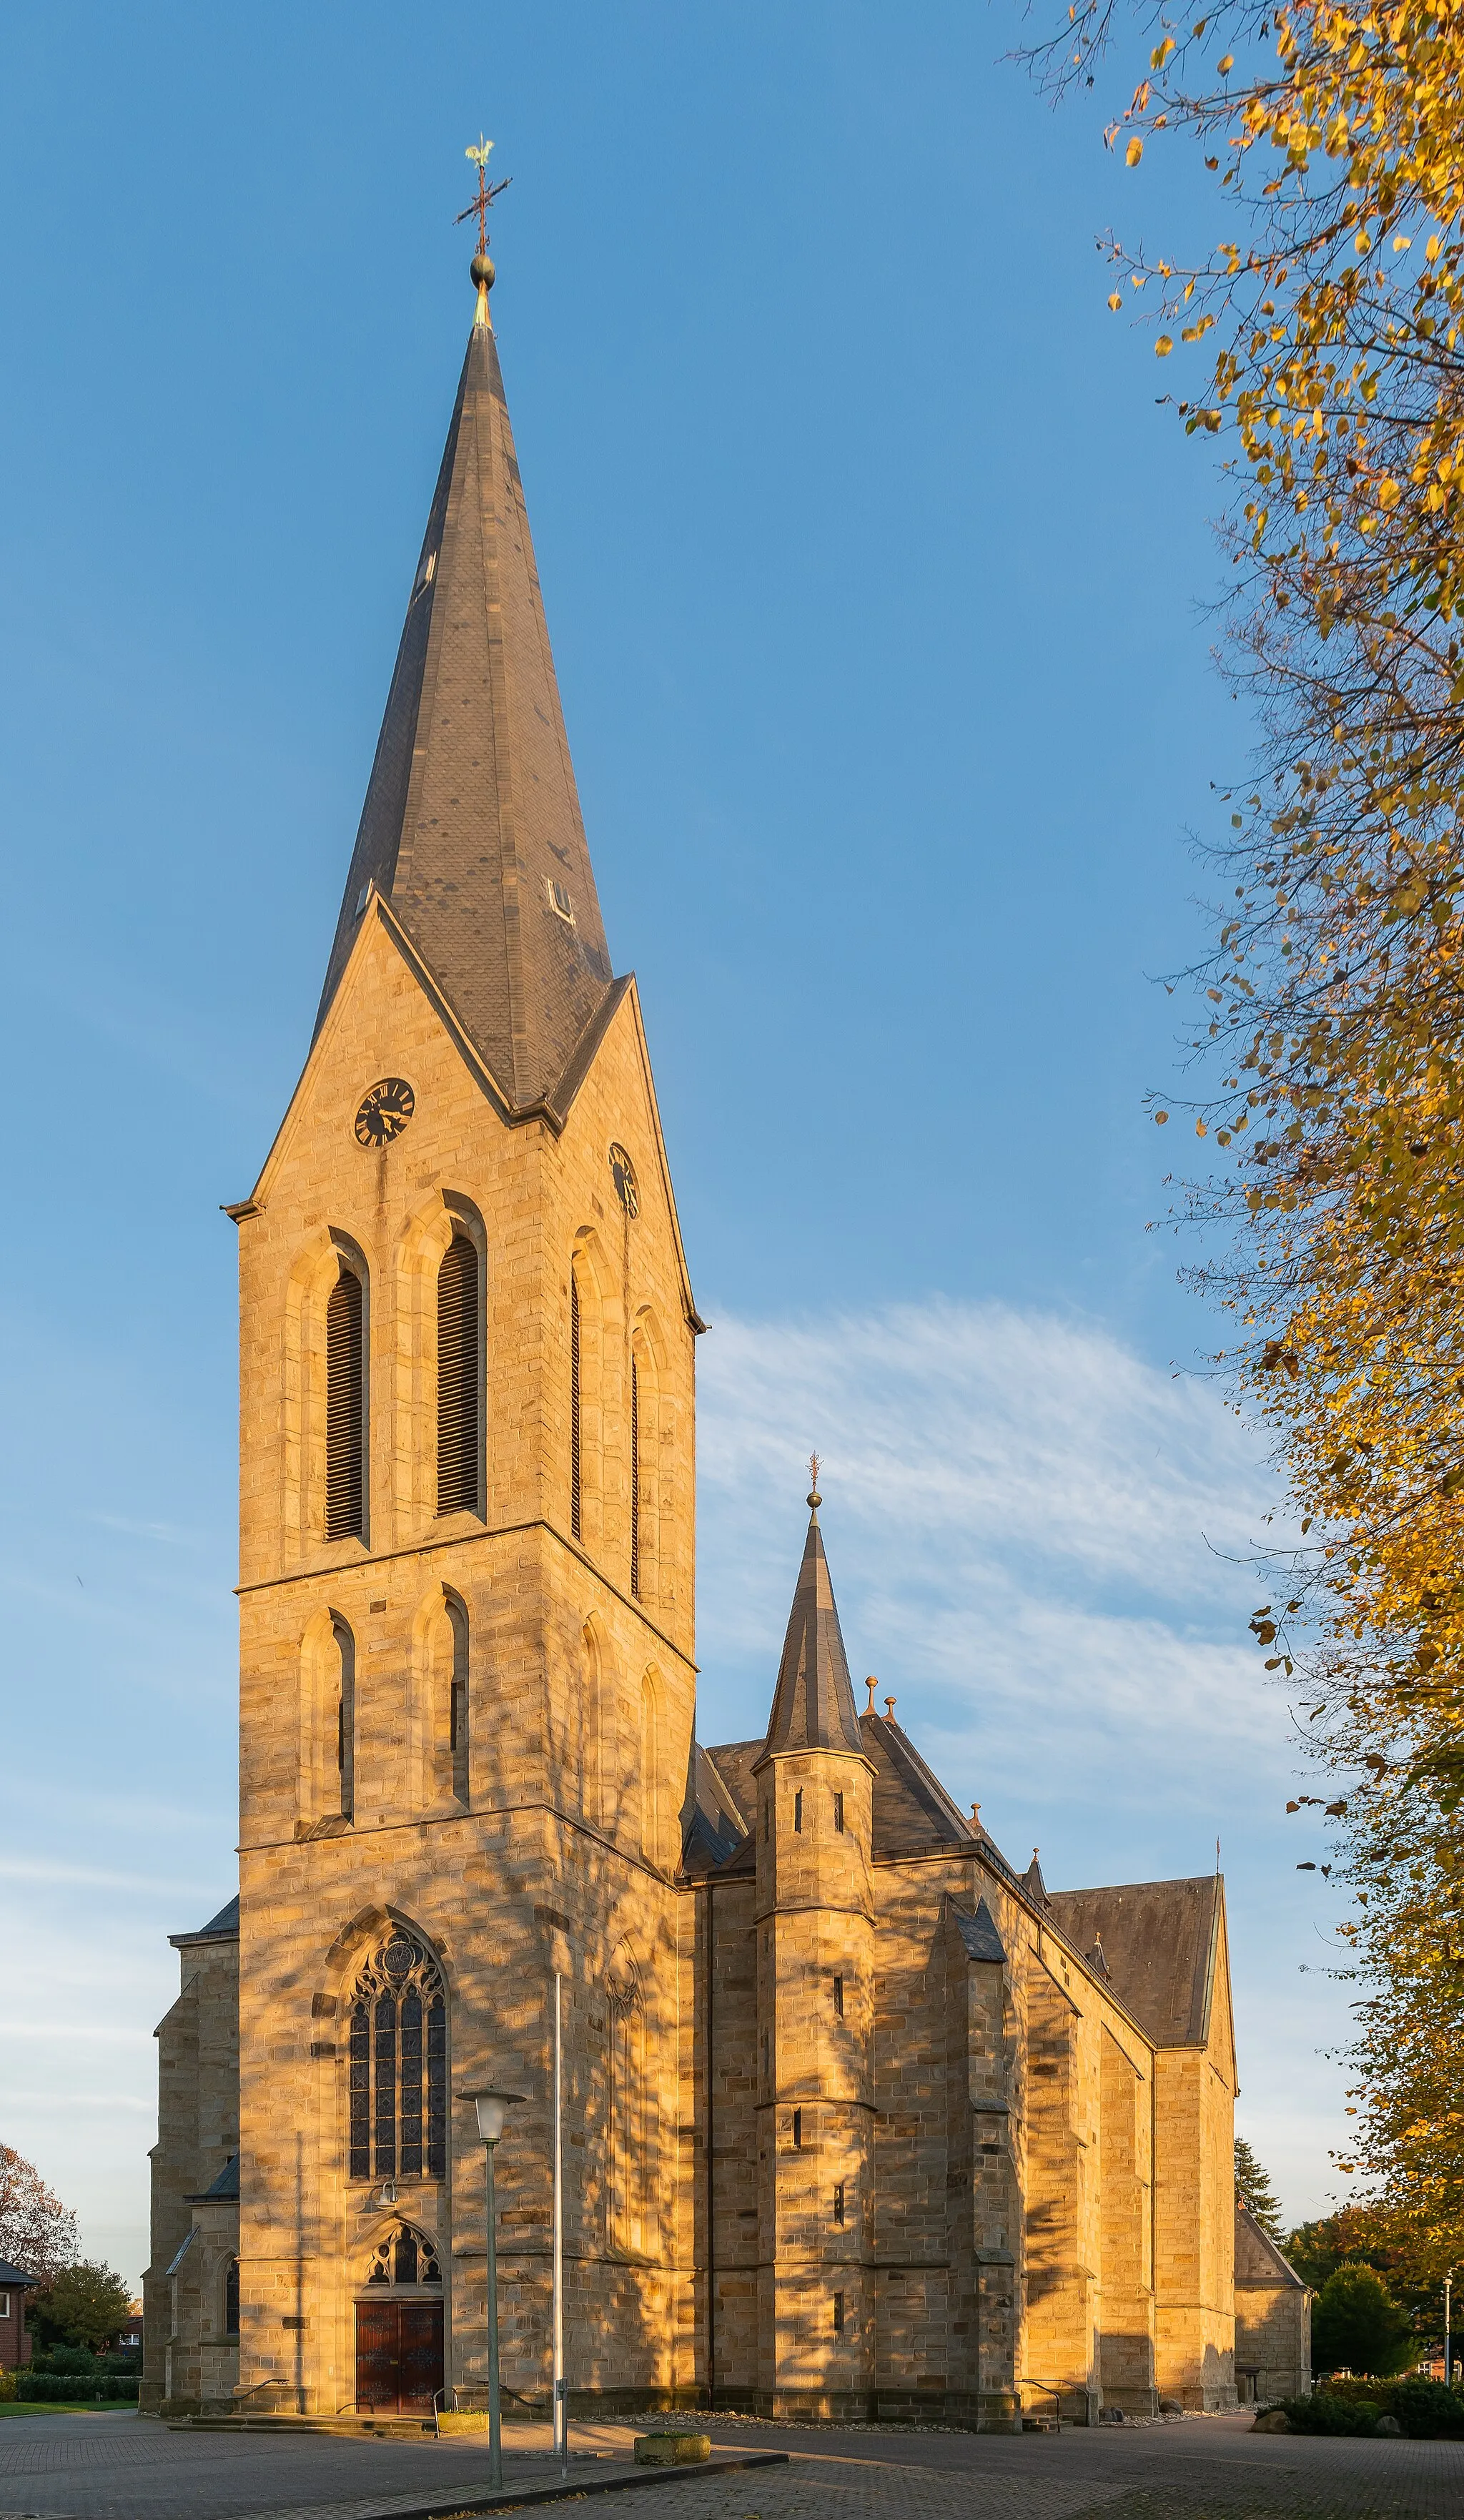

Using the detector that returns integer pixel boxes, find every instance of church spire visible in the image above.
[314,182,615,1116]
[754,1472,868,1768]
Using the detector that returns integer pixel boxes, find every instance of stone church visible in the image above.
[141,238,1240,2429]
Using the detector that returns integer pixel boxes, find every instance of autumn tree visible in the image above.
[0,2146,79,2284]
[1022,0,1464,2281]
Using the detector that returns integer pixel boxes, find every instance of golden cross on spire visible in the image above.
[457,135,512,258]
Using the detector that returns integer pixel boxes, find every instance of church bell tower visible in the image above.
[228,202,701,2416]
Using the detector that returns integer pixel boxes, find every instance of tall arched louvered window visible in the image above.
[437,1234,480,1516]
[325,1263,365,1541]
[570,1272,583,1541]
[347,1929,447,2184]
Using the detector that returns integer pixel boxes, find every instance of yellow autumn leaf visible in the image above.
[1127,134,1144,166]
[1156,333,1174,354]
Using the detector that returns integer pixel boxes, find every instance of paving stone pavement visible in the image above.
[0,2410,1460,2520]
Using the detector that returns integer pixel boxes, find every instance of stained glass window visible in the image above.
[347,1931,447,2183]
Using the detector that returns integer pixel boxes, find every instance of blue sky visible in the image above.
[0,4,1353,2290]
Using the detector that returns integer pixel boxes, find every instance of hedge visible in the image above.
[11,2374,139,2403]
[1277,2379,1464,2439]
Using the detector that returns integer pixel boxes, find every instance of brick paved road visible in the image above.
[0,2408,1459,2520]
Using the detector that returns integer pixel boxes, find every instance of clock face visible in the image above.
[608,1142,639,1217]
[354,1077,415,1147]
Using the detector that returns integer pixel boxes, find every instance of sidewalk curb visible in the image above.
[325,2449,790,2520]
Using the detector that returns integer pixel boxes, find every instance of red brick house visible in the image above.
[0,2262,35,2373]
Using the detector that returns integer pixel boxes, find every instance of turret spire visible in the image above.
[753,1482,868,1767]
[314,171,616,1117]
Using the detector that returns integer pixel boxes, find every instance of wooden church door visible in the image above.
[355,2299,443,2413]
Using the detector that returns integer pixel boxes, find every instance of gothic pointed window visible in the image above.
[347,1930,447,2185]
[224,2258,240,2338]
[325,1263,365,1541]
[437,1234,480,1516]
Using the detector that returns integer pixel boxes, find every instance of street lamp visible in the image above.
[458,2087,527,2488]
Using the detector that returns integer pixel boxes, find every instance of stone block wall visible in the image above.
[141,1923,239,2415]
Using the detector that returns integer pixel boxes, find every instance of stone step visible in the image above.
[172,2413,436,2438]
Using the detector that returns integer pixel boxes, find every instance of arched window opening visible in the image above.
[629,1353,641,1598]
[224,2258,240,2338]
[446,1594,469,1806]
[570,1273,582,1541]
[334,1616,355,1821]
[437,1233,480,1516]
[326,1263,365,1541]
[365,2224,442,2287]
[347,1930,446,2184]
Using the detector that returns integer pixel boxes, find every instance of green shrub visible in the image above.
[1275,2377,1464,2437]
[12,2373,138,2403]
[1378,2378,1464,2438]
[1279,2391,1383,2433]
[31,2346,99,2377]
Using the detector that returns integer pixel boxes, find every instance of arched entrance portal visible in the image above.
[355,2225,444,2414]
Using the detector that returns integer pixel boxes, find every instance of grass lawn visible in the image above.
[0,2400,137,2417]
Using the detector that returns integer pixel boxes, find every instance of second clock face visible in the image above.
[354,1077,415,1147]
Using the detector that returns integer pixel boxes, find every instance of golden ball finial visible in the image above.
[471,251,495,292]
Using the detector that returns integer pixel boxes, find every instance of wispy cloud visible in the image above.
[89,1511,202,1546]
[0,1856,207,1895]
[696,1295,1349,2218]
[696,1295,1287,1812]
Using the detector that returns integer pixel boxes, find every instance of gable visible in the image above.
[1047,1876,1222,2048]
[1236,2204,1307,2290]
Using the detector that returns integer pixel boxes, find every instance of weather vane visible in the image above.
[458,136,513,260]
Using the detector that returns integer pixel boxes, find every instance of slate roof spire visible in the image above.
[753,1476,869,1769]
[314,229,616,1115]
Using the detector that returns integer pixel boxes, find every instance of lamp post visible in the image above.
[459,2086,527,2489]
[1446,2269,1454,2389]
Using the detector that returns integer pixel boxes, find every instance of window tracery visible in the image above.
[363,2224,442,2287]
[347,1930,447,2183]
